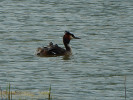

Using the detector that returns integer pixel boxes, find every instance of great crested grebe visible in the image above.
[36,31,80,57]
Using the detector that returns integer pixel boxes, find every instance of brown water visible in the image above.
[0,0,133,100]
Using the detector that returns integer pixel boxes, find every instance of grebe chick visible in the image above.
[36,31,80,57]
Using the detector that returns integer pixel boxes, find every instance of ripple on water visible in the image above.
[0,0,133,100]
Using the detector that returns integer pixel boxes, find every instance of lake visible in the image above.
[0,0,133,100]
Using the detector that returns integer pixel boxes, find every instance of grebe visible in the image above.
[36,31,80,57]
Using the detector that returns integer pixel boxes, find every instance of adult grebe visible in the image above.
[36,31,80,57]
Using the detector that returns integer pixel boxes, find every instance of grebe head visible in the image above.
[63,31,80,51]
[63,31,80,44]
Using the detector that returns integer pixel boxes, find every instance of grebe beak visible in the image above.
[73,36,80,39]
[72,35,80,39]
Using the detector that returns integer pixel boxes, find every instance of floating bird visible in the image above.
[36,31,80,57]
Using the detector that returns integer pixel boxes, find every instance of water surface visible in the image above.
[0,0,133,100]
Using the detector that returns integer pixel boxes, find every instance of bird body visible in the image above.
[36,31,80,57]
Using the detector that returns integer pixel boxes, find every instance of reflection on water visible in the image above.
[63,55,72,60]
[0,0,133,100]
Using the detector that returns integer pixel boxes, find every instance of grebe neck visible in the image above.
[64,43,71,51]
[63,35,71,52]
